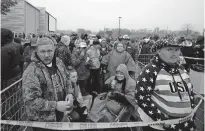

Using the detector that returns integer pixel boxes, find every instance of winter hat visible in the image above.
[151,36,182,52]
[36,37,55,47]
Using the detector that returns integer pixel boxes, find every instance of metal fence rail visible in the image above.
[1,78,27,131]
[0,54,204,131]
[136,54,155,68]
[195,96,204,131]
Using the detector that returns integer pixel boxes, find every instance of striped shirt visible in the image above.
[152,68,192,117]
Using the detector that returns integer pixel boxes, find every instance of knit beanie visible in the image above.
[36,37,55,47]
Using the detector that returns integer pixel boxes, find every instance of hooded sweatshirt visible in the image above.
[103,64,137,122]
[105,64,136,107]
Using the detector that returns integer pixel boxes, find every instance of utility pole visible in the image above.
[118,17,122,37]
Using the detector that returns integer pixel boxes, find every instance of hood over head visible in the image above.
[116,64,130,79]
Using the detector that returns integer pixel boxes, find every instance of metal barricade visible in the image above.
[195,95,204,131]
[136,54,155,69]
[1,78,27,131]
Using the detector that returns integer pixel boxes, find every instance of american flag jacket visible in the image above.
[135,55,196,131]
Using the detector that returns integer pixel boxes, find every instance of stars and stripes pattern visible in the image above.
[135,55,196,131]
[151,36,182,52]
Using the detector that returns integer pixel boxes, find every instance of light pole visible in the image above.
[118,17,122,37]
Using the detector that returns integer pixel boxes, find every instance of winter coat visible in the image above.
[71,49,90,80]
[88,64,136,122]
[135,54,196,131]
[23,46,36,70]
[86,46,101,69]
[1,42,23,81]
[22,52,73,122]
[105,64,136,105]
[55,42,72,67]
[69,40,76,53]
[181,46,197,68]
[101,50,137,78]
[125,42,139,61]
[140,42,152,54]
[100,43,110,57]
[23,46,36,62]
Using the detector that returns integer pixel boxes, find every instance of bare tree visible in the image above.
[181,24,194,37]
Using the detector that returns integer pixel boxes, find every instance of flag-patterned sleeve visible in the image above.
[135,63,167,121]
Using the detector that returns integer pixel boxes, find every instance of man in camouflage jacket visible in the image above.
[22,37,74,131]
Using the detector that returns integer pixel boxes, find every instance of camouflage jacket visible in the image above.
[22,52,73,122]
[55,42,72,67]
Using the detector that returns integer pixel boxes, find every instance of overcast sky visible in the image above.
[26,0,204,32]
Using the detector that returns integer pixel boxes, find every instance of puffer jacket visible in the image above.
[22,52,73,122]
[71,49,90,80]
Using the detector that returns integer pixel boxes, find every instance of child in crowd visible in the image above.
[62,69,92,122]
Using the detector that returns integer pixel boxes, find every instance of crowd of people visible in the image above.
[1,27,204,131]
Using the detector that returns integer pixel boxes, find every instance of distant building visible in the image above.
[1,0,57,37]
[38,7,57,34]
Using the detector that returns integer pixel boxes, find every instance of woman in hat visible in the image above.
[135,36,196,131]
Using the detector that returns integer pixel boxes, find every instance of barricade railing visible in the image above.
[136,54,155,68]
[194,95,204,131]
[1,78,27,131]
[0,54,204,131]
